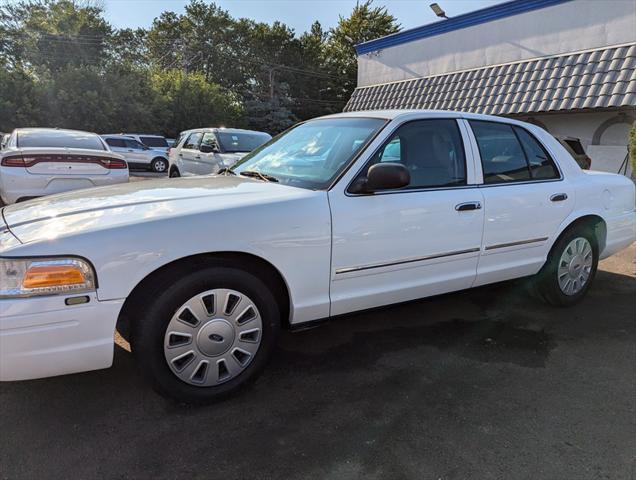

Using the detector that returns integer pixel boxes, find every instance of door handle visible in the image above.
[195,155,201,159]
[550,193,568,202]
[178,153,183,157]
[455,201,482,212]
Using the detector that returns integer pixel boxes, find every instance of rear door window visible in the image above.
[105,138,126,148]
[124,139,146,150]
[514,127,559,180]
[469,121,530,184]
[140,136,168,148]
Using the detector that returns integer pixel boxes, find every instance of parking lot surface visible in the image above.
[1,242,634,479]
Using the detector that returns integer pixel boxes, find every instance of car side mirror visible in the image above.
[350,162,410,194]
[200,144,219,154]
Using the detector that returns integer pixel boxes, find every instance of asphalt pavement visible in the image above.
[1,242,635,479]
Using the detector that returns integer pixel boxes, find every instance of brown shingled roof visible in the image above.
[345,44,636,115]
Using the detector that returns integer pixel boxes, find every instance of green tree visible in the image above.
[323,0,400,104]
[0,0,112,71]
[150,69,244,137]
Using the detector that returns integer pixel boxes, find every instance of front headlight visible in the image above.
[0,257,96,298]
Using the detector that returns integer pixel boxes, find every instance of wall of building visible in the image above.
[523,110,635,176]
[357,0,636,87]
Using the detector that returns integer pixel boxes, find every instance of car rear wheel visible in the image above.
[151,157,168,173]
[132,265,280,403]
[535,226,598,306]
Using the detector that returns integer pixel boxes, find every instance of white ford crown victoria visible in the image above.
[1,111,635,403]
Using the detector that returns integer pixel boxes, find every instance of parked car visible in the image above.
[168,128,271,177]
[555,136,592,170]
[122,133,170,152]
[0,128,128,204]
[102,134,169,173]
[1,110,634,404]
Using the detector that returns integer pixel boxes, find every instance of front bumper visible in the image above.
[0,294,124,381]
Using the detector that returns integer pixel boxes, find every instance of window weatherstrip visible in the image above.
[335,247,480,275]
[485,237,548,251]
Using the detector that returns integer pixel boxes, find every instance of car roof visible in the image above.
[317,109,538,127]
[186,127,270,136]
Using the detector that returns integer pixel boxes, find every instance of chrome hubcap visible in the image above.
[155,161,166,172]
[164,289,262,386]
[558,237,593,296]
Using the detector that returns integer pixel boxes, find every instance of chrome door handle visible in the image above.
[550,193,568,202]
[455,201,482,211]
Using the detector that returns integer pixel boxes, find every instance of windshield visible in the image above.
[217,131,270,153]
[17,130,105,150]
[232,117,386,189]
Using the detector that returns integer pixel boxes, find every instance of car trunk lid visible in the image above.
[12,148,126,175]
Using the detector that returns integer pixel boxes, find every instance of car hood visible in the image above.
[1,175,313,245]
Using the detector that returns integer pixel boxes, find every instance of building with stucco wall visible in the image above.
[345,0,635,176]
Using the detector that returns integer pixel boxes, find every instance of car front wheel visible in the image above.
[169,166,180,178]
[535,226,599,306]
[132,265,280,403]
[151,157,168,173]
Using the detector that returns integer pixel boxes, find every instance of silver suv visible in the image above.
[102,134,169,173]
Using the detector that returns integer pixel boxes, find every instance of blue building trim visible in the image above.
[355,0,574,55]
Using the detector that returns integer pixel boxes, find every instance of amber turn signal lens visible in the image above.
[22,265,86,288]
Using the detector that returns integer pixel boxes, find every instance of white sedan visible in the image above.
[0,128,128,204]
[1,110,634,404]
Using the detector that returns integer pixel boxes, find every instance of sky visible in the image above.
[101,0,507,34]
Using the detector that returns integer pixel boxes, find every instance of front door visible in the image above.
[328,118,485,316]
[179,132,204,175]
[463,119,575,286]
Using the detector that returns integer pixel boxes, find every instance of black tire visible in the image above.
[151,157,168,173]
[535,225,599,307]
[169,166,180,178]
[131,264,280,404]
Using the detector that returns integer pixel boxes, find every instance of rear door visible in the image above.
[123,139,150,165]
[463,119,575,286]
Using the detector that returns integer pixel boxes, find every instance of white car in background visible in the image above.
[1,111,634,404]
[0,128,128,204]
[102,134,169,173]
[168,128,271,177]
[122,133,170,152]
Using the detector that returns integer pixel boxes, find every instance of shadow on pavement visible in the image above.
[1,269,635,479]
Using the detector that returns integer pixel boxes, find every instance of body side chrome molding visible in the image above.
[485,237,549,251]
[335,247,480,275]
